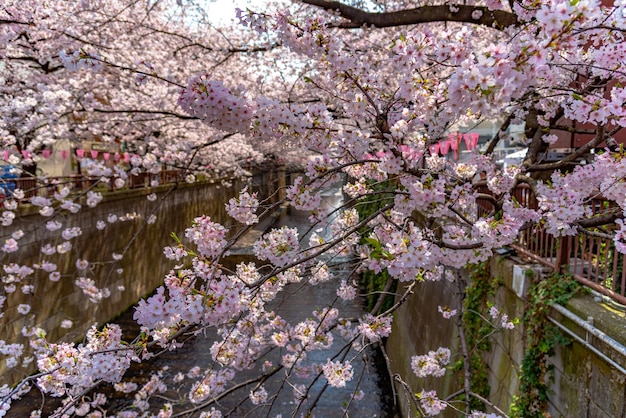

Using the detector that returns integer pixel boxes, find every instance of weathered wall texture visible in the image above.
[490,256,626,418]
[0,172,284,385]
[387,256,626,417]
[385,278,462,418]
[546,298,626,417]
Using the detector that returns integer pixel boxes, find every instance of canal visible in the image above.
[10,186,396,417]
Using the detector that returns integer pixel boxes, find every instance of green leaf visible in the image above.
[381,250,394,261]
[363,237,383,251]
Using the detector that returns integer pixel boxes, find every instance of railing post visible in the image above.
[556,235,571,273]
[278,170,287,202]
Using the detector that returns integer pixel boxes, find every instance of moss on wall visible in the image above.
[387,255,626,417]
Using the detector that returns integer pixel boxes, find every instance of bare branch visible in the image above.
[0,19,32,26]
[89,108,198,120]
[301,0,518,30]
[551,125,596,135]
[370,274,395,316]
[576,212,621,229]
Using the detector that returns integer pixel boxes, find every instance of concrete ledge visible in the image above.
[489,253,626,417]
[565,294,626,347]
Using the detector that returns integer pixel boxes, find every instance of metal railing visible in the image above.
[0,169,186,201]
[477,183,626,305]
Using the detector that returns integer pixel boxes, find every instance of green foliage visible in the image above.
[464,263,500,351]
[354,179,397,313]
[361,269,395,313]
[353,179,396,225]
[458,262,501,411]
[510,272,581,418]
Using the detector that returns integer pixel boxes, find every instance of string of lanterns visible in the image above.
[429,132,480,160]
[2,132,481,164]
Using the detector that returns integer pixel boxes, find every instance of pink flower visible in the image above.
[17,304,31,315]
[249,386,268,405]
[337,280,357,300]
[2,238,18,253]
[438,305,458,319]
[253,226,300,267]
[322,359,354,388]
[358,314,393,341]
[411,348,451,378]
[418,390,447,416]
[185,216,228,259]
[226,188,259,225]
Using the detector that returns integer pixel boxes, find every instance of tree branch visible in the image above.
[0,19,32,26]
[5,55,64,74]
[526,126,623,172]
[485,112,513,156]
[301,1,518,30]
[455,270,472,415]
[370,274,395,316]
[576,212,621,229]
[89,108,198,120]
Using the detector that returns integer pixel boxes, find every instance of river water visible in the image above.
[10,187,395,417]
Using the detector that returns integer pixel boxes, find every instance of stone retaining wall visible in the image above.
[0,172,285,385]
[386,256,626,417]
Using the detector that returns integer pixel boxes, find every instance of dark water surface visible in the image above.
[10,187,396,417]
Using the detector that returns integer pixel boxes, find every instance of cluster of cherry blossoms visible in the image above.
[418,390,448,416]
[488,305,516,330]
[411,347,451,379]
[59,50,104,72]
[321,359,354,388]
[2,0,626,415]
[35,324,135,398]
[357,314,393,342]
[178,75,253,133]
[225,187,260,225]
[253,226,300,267]
[184,216,229,260]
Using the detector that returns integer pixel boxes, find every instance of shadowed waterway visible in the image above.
[10,186,396,417]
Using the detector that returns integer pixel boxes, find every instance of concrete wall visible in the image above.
[385,278,463,417]
[0,172,284,385]
[489,256,626,417]
[387,256,626,417]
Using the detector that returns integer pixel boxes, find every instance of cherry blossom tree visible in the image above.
[0,0,288,179]
[1,0,626,416]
